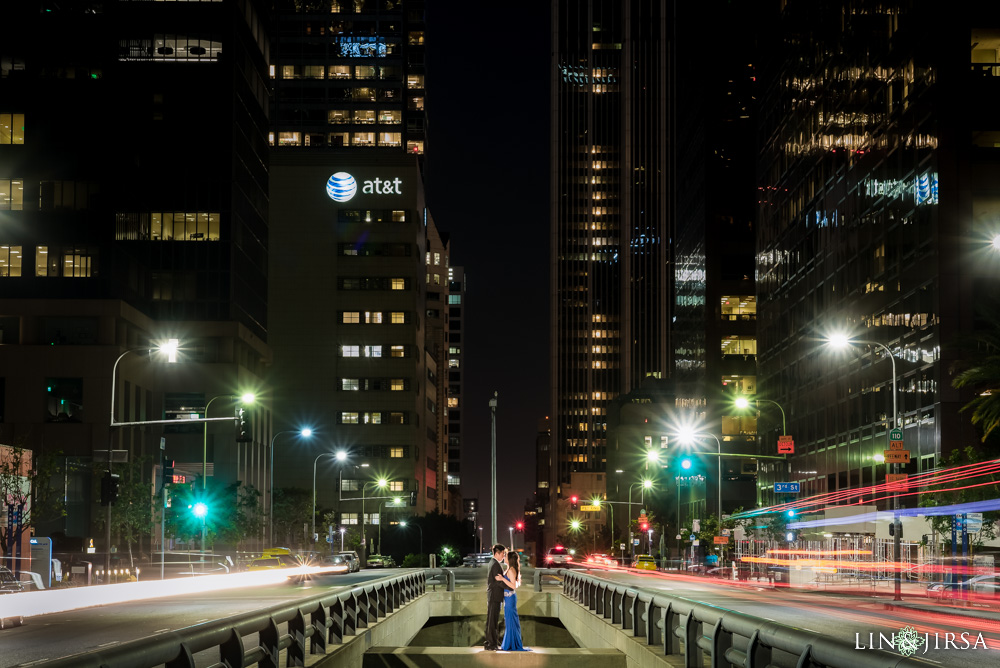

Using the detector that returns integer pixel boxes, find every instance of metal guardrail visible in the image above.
[37,568,453,668]
[557,569,935,668]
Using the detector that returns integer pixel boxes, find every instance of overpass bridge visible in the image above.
[25,569,932,668]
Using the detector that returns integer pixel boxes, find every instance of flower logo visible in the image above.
[326,172,357,202]
[894,626,926,657]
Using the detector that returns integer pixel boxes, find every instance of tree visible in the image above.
[271,487,312,548]
[92,455,153,570]
[213,484,263,550]
[0,443,65,573]
[917,446,1000,550]
[950,306,1000,440]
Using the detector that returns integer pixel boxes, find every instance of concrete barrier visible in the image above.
[362,646,626,667]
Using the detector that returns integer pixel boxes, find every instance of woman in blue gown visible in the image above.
[495,550,530,651]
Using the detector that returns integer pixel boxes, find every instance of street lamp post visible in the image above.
[478,526,483,554]
[109,340,178,578]
[489,391,498,545]
[312,452,342,543]
[377,498,402,555]
[677,430,723,519]
[627,480,652,561]
[339,527,346,552]
[508,526,514,551]
[828,334,902,601]
[361,479,388,566]
[400,520,423,564]
[269,428,312,545]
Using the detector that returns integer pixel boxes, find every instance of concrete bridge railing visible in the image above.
[553,569,936,668]
[32,569,452,668]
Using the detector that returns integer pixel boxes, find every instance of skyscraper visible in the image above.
[755,2,997,506]
[0,1,272,545]
[548,0,671,546]
[266,0,456,545]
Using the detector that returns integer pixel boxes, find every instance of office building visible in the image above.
[445,265,465,511]
[755,2,998,507]
[0,1,273,551]
[548,0,672,549]
[270,0,426,156]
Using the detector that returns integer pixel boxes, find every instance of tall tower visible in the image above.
[548,0,671,546]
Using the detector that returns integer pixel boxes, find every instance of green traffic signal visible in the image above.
[192,502,208,518]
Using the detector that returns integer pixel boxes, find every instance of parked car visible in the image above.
[631,555,657,571]
[463,552,493,567]
[338,551,361,572]
[320,555,350,574]
[927,574,1000,599]
[544,545,573,566]
[367,554,394,568]
[0,566,23,594]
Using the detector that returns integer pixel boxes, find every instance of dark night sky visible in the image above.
[424,4,551,540]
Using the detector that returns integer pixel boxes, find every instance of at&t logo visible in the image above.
[326,172,358,202]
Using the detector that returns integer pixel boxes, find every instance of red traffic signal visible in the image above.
[570,495,578,504]
[640,522,649,532]
[515,521,524,532]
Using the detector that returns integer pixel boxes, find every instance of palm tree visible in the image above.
[951,308,1000,440]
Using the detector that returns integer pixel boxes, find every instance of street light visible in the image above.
[268,428,313,545]
[377,497,402,554]
[361,478,388,565]
[203,393,254,492]
[312,452,343,543]
[509,526,514,551]
[627,480,652,562]
[399,520,423,564]
[109,339,178,578]
[827,332,902,601]
[676,428,723,519]
[339,527,346,552]
[734,396,787,435]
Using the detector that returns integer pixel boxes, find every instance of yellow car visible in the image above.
[631,555,657,571]
[247,556,284,571]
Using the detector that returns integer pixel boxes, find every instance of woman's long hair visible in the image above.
[507,551,520,581]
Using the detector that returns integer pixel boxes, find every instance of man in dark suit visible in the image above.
[484,543,508,650]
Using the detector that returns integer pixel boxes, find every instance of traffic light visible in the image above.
[785,530,797,542]
[570,495,579,510]
[236,407,251,442]
[161,458,174,487]
[640,521,649,532]
[409,490,417,506]
[100,471,120,506]
[192,502,208,519]
[515,521,524,533]
[680,458,693,471]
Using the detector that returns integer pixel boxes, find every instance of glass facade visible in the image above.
[755,2,998,507]
[550,0,671,526]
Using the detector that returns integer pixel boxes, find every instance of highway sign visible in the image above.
[889,428,903,441]
[774,482,800,493]
[886,473,908,487]
[777,435,794,454]
[888,441,906,451]
[883,450,910,464]
[580,504,601,512]
[713,536,729,544]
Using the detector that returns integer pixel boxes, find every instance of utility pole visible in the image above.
[490,391,498,546]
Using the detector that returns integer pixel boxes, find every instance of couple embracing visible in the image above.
[483,543,530,652]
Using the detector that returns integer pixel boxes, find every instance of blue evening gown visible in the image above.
[500,589,530,651]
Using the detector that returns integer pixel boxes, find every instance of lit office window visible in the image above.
[0,114,24,144]
[343,311,360,324]
[342,378,359,391]
[364,345,382,358]
[390,378,405,391]
[342,345,360,357]
[341,412,359,424]
[390,345,405,358]
[0,179,22,210]
[391,278,405,290]
[0,245,22,277]
[365,311,383,324]
[391,312,405,324]
[390,448,404,458]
